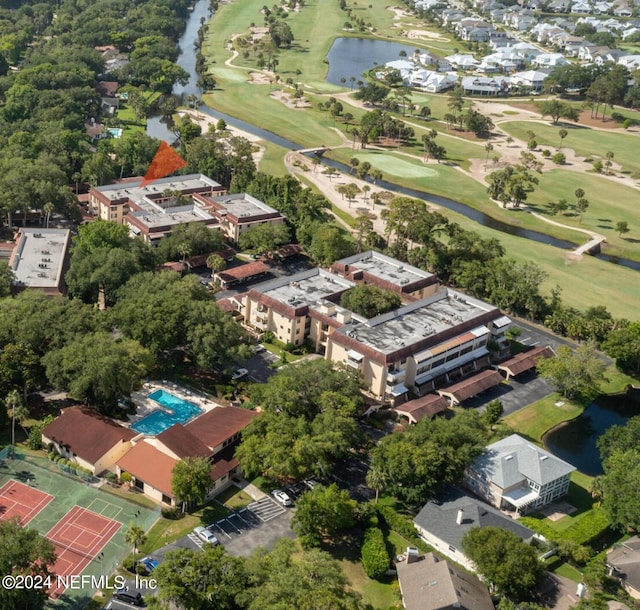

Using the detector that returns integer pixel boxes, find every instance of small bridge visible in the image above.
[572,235,606,257]
[294,146,331,157]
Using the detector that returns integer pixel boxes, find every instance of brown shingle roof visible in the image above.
[42,406,136,465]
[156,424,211,459]
[498,345,555,377]
[185,407,257,451]
[216,261,269,282]
[117,442,177,497]
[397,552,494,610]
[210,443,240,481]
[437,369,504,404]
[393,394,448,423]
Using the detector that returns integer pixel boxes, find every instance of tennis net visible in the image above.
[50,538,102,562]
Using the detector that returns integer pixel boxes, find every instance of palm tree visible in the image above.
[365,465,388,504]
[43,202,54,229]
[484,143,494,171]
[206,253,226,277]
[125,523,147,569]
[558,129,568,149]
[5,390,22,447]
[178,242,191,264]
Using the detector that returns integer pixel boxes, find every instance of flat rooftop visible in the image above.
[254,268,356,312]
[212,193,280,219]
[10,228,71,289]
[338,288,497,355]
[93,174,221,202]
[334,251,435,290]
[128,200,216,231]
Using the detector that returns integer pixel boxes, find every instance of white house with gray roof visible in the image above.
[413,488,535,570]
[464,434,576,515]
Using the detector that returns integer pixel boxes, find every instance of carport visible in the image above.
[393,394,448,424]
[497,346,555,381]
[437,369,504,406]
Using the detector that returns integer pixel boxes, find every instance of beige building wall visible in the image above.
[414,526,474,571]
[93,440,134,475]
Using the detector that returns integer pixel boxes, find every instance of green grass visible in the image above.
[552,560,583,582]
[527,170,640,261]
[500,120,640,176]
[258,141,289,176]
[339,558,400,609]
[503,394,584,444]
[140,502,229,554]
[215,484,253,510]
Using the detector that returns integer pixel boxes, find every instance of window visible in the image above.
[161,494,172,505]
[448,545,456,553]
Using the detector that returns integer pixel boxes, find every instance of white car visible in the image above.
[231,368,249,380]
[193,526,219,545]
[272,489,293,507]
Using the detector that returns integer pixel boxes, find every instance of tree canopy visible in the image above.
[536,343,607,401]
[370,410,489,505]
[292,483,358,549]
[461,526,543,600]
[603,321,640,374]
[0,519,56,610]
[171,456,213,512]
[340,284,401,319]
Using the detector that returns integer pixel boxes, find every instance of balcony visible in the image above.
[251,316,268,330]
[387,369,406,384]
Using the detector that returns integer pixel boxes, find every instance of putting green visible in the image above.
[356,153,439,178]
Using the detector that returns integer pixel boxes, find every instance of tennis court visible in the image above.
[0,479,53,526]
[47,505,122,599]
[0,449,160,607]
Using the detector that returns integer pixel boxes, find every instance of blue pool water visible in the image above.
[131,389,203,435]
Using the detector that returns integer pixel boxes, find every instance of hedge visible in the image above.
[520,507,611,547]
[361,527,390,580]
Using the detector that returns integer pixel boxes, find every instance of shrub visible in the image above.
[120,472,133,484]
[528,139,537,150]
[541,149,551,158]
[552,153,566,165]
[361,527,390,580]
[593,160,603,173]
[161,507,181,520]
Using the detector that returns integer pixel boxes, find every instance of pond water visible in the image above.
[544,400,630,476]
[325,37,424,87]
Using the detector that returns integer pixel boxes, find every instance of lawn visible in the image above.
[258,141,289,176]
[503,394,584,444]
[528,170,640,261]
[140,502,229,554]
[215,484,253,510]
[339,558,400,609]
[500,120,640,176]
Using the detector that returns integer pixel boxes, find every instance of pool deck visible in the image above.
[126,381,222,429]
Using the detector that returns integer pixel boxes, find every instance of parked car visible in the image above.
[272,489,293,507]
[231,368,249,380]
[287,482,307,499]
[113,586,144,606]
[138,556,158,573]
[303,478,319,490]
[193,526,219,545]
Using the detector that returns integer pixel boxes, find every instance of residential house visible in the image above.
[396,551,494,610]
[614,4,633,15]
[504,9,537,31]
[532,52,570,67]
[408,70,458,92]
[622,27,640,40]
[445,54,481,71]
[463,434,576,514]
[549,0,572,11]
[594,1,615,13]
[571,0,592,12]
[456,18,494,42]
[619,54,640,69]
[579,45,612,62]
[117,406,257,506]
[42,406,136,475]
[441,10,467,26]
[413,488,535,570]
[607,537,640,599]
[510,69,550,92]
[594,49,626,65]
[9,228,72,296]
[563,36,588,55]
[461,75,509,95]
[531,23,566,43]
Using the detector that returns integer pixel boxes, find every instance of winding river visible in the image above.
[147,0,640,271]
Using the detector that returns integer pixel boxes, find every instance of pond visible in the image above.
[544,397,636,476]
[325,37,426,87]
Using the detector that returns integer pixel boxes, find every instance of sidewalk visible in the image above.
[232,477,268,501]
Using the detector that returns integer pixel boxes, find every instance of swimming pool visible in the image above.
[131,389,203,435]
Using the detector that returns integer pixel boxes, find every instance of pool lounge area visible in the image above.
[128,383,219,436]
